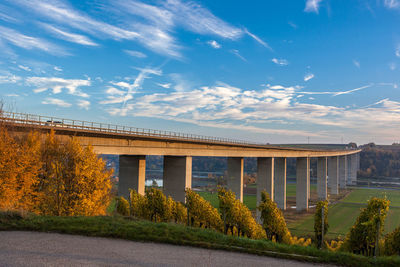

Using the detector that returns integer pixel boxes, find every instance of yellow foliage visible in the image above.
[0,128,41,211]
[186,189,223,231]
[325,240,344,252]
[37,131,113,216]
[257,191,291,244]
[218,187,265,239]
[116,196,130,216]
[291,236,312,247]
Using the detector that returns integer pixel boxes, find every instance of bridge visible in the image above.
[1,111,361,212]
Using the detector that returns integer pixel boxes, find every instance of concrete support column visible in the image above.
[163,156,192,203]
[227,157,244,202]
[317,157,328,200]
[350,154,358,185]
[296,157,310,212]
[328,156,339,195]
[347,156,352,185]
[274,158,287,210]
[339,156,348,189]
[118,155,146,200]
[256,157,274,222]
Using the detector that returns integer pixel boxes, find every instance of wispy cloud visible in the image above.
[27,76,91,97]
[304,73,314,82]
[0,75,21,84]
[77,99,90,110]
[244,28,272,50]
[384,0,400,9]
[304,0,324,13]
[288,21,298,29]
[42,97,71,107]
[272,58,289,66]
[124,50,147,58]
[230,49,247,62]
[353,60,360,68]
[40,23,98,46]
[207,40,221,49]
[157,83,171,89]
[18,65,31,71]
[0,25,68,56]
[389,62,397,70]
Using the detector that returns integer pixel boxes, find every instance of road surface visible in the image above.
[0,231,332,266]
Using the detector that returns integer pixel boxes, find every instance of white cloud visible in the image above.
[304,73,315,82]
[124,50,147,58]
[396,45,400,57]
[27,76,91,97]
[207,40,221,49]
[353,60,360,68]
[244,28,272,50]
[389,62,397,70]
[157,83,171,89]
[0,75,21,84]
[42,97,71,107]
[54,66,63,71]
[101,67,162,105]
[305,0,324,13]
[0,25,68,56]
[77,99,90,110]
[272,58,289,66]
[288,21,298,29]
[41,23,98,46]
[230,49,247,62]
[100,80,400,141]
[18,65,31,71]
[384,0,400,8]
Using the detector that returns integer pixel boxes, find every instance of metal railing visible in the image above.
[0,111,257,145]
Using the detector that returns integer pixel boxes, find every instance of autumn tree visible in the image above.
[37,131,112,216]
[314,200,329,248]
[343,197,390,256]
[0,128,41,211]
[257,191,291,244]
[218,187,265,239]
[384,226,400,256]
[186,189,223,230]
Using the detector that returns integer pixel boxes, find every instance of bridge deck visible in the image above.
[1,112,360,158]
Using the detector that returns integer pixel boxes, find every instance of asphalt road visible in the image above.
[0,231,330,267]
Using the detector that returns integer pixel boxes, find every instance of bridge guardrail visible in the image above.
[0,111,255,145]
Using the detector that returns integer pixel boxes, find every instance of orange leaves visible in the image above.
[0,128,112,216]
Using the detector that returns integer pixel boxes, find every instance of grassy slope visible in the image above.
[0,213,399,267]
[288,188,400,238]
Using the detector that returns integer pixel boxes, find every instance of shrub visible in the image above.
[186,189,222,231]
[116,196,130,216]
[325,240,344,252]
[384,226,400,256]
[314,200,329,248]
[218,187,265,239]
[257,191,291,244]
[129,189,147,218]
[291,236,312,247]
[172,200,187,224]
[342,197,390,256]
[145,188,170,222]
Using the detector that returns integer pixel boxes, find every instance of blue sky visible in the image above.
[1,0,400,145]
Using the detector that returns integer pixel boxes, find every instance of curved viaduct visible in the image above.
[1,112,361,212]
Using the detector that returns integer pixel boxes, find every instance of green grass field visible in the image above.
[288,188,400,238]
[197,184,316,211]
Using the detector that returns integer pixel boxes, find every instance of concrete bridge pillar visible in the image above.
[227,157,244,202]
[296,157,310,212]
[339,156,348,189]
[163,156,192,203]
[274,158,287,210]
[118,155,146,200]
[317,157,328,200]
[349,154,358,185]
[256,157,274,221]
[328,156,339,195]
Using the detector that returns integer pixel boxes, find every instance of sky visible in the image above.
[0,0,400,145]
